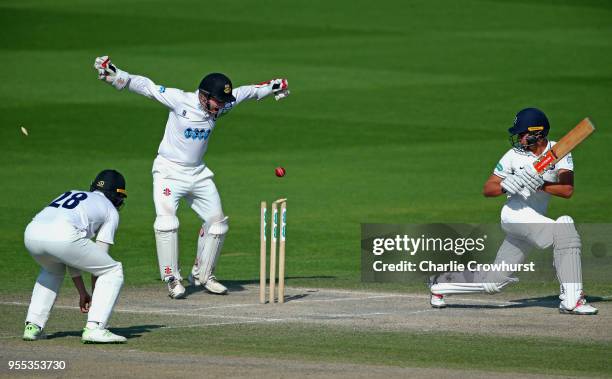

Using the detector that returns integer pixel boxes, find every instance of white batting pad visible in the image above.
[197,217,229,284]
[553,216,583,309]
[154,216,181,281]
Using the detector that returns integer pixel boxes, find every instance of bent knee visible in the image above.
[205,216,229,236]
[97,262,124,284]
[483,277,518,294]
[554,215,581,250]
[154,216,179,232]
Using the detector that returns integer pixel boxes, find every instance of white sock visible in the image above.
[86,321,101,329]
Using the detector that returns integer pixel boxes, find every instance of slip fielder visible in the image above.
[93,56,289,299]
[23,170,128,343]
[429,108,598,315]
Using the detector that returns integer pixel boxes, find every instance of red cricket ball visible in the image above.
[275,167,286,177]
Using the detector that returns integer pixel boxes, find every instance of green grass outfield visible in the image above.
[1,0,611,375]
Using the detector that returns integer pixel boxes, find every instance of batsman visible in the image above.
[93,56,289,299]
[429,108,598,315]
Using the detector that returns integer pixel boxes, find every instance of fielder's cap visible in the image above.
[198,73,236,103]
[508,107,550,136]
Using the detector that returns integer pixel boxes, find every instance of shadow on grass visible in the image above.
[46,324,164,340]
[183,275,337,297]
[446,294,609,310]
[258,293,311,305]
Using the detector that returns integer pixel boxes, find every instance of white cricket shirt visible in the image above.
[31,191,120,244]
[128,75,272,167]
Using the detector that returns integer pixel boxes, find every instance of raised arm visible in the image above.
[94,55,183,110]
[232,79,289,104]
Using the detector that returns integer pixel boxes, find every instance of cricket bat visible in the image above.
[532,117,596,174]
[517,117,595,199]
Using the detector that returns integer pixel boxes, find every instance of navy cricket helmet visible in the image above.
[90,169,127,209]
[198,73,236,103]
[508,108,550,150]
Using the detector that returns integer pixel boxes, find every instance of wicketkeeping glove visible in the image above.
[516,164,545,192]
[93,56,130,90]
[255,78,290,100]
[501,174,527,196]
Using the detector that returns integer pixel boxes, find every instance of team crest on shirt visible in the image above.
[159,86,166,93]
[163,188,171,196]
[177,109,190,119]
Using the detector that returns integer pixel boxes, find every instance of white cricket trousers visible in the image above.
[24,221,123,329]
[151,155,225,280]
[152,155,223,221]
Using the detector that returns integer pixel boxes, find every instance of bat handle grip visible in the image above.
[533,150,557,173]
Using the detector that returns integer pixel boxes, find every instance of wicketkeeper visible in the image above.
[93,56,289,299]
[23,170,128,343]
[429,108,597,315]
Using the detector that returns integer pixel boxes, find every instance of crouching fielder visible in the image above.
[429,108,597,315]
[93,55,289,299]
[23,170,128,343]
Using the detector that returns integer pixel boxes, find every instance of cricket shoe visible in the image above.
[430,293,447,308]
[166,276,186,299]
[189,269,228,295]
[82,327,126,343]
[427,274,446,308]
[23,323,46,341]
[559,297,598,315]
[204,276,228,295]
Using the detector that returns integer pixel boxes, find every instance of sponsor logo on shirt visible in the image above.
[184,128,211,141]
[159,86,166,93]
[496,163,503,171]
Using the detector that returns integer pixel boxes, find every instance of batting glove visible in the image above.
[516,164,545,193]
[501,174,527,196]
[254,78,289,100]
[93,56,130,90]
